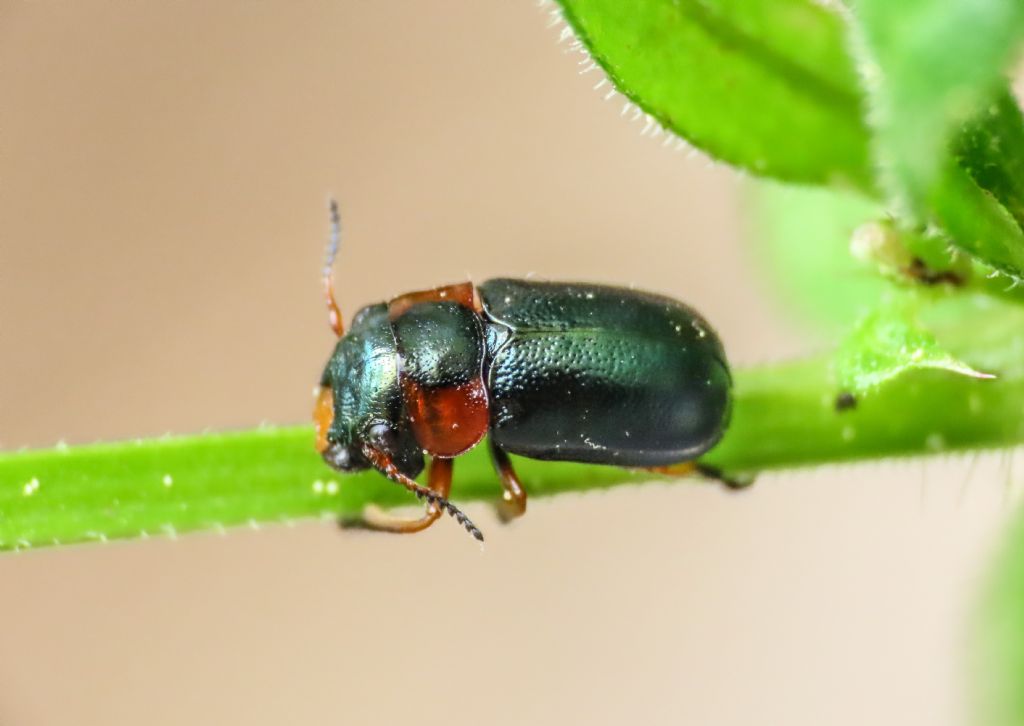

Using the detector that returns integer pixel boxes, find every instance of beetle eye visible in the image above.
[366,423,398,454]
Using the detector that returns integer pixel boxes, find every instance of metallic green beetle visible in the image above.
[314,203,732,541]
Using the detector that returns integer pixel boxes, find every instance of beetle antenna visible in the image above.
[414,486,485,542]
[323,198,345,337]
[362,446,485,541]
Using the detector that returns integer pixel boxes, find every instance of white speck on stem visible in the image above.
[22,477,40,496]
[162,474,174,487]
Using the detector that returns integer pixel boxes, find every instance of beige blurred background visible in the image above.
[0,2,1018,724]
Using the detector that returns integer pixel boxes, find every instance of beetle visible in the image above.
[314,202,733,540]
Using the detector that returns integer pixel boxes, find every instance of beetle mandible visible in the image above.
[314,201,733,541]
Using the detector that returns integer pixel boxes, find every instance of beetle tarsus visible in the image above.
[696,463,755,490]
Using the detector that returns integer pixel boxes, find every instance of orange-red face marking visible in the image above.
[313,386,335,453]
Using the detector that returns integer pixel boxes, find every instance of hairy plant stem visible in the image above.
[2,301,1021,553]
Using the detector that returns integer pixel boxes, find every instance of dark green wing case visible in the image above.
[479,278,731,466]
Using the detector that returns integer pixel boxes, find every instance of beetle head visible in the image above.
[316,304,425,480]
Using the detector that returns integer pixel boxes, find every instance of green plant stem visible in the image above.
[703,357,1020,472]
[2,318,1022,552]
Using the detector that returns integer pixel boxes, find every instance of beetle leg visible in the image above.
[356,457,454,534]
[359,446,484,540]
[646,461,698,477]
[489,441,527,522]
[646,462,754,490]
[695,463,755,490]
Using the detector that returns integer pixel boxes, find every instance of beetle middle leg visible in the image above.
[489,440,527,522]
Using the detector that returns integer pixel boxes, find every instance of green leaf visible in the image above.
[555,0,874,190]
[835,301,994,394]
[746,181,887,334]
[957,86,1024,232]
[853,0,1024,196]
[851,0,1024,278]
[927,161,1024,280]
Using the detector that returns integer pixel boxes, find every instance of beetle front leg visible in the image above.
[352,457,453,534]
[489,440,527,522]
